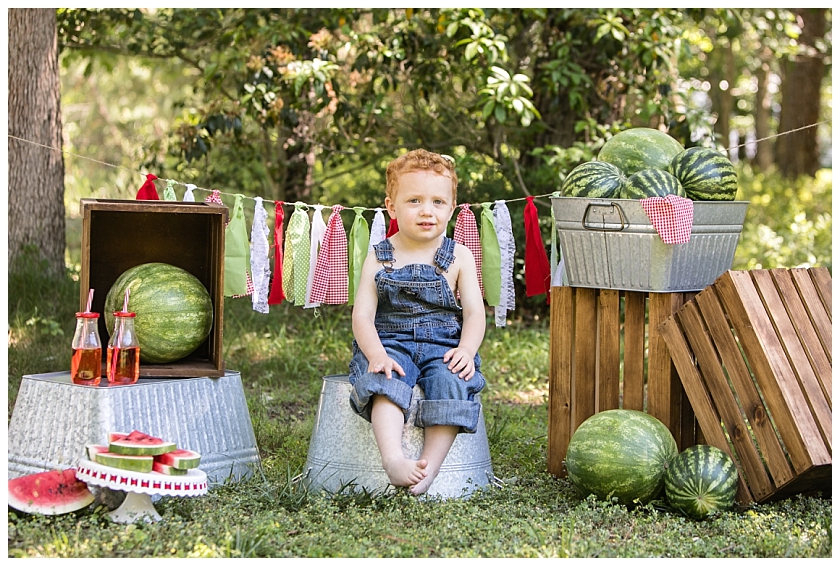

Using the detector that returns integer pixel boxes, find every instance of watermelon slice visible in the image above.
[108,430,176,456]
[8,469,95,515]
[86,444,109,461]
[94,451,154,473]
[155,449,201,470]
[152,461,189,476]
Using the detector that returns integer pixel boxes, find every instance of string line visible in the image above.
[8,119,830,210]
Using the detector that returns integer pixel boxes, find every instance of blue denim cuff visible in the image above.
[414,399,482,434]
[349,372,414,423]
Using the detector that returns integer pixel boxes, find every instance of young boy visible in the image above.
[349,149,486,495]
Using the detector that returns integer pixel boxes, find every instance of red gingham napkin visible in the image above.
[453,203,483,295]
[639,194,694,244]
[310,205,349,304]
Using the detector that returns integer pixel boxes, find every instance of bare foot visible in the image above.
[382,457,428,487]
[410,465,441,495]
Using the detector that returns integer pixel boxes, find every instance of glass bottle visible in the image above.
[71,312,102,386]
[107,311,140,385]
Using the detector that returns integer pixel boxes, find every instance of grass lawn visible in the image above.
[6,260,832,558]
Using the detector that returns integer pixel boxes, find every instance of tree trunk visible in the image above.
[753,54,773,172]
[8,9,66,275]
[716,41,734,155]
[775,8,826,178]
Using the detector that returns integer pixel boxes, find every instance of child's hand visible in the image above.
[367,355,406,380]
[443,347,476,380]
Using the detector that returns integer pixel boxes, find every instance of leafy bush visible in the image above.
[733,167,832,272]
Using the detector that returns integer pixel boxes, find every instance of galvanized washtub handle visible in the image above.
[581,201,628,232]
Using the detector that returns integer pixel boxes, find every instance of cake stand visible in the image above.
[76,459,208,524]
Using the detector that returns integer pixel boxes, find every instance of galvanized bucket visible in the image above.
[303,374,498,499]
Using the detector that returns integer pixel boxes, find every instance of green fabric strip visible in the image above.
[480,202,501,306]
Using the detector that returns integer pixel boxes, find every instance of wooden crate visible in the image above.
[548,286,700,480]
[79,199,227,377]
[660,268,831,503]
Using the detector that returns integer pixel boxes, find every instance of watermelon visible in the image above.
[155,448,201,470]
[93,451,155,473]
[8,469,95,515]
[104,262,213,364]
[668,147,738,201]
[86,444,109,461]
[620,168,686,199]
[152,461,189,476]
[565,409,678,506]
[598,128,684,176]
[109,430,177,456]
[561,161,626,198]
[665,444,739,520]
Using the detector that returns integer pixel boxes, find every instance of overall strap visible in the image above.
[433,236,456,272]
[373,239,395,271]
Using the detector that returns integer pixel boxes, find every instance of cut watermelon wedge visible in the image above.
[108,430,176,456]
[152,461,189,476]
[86,444,109,461]
[155,449,201,470]
[8,469,95,515]
[94,451,154,473]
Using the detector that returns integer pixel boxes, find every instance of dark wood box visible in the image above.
[79,199,227,377]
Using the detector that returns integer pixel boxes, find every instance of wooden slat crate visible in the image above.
[548,286,700,481]
[659,268,832,503]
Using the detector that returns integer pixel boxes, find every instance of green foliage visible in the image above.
[733,166,832,271]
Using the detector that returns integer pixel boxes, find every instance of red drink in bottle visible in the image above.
[107,311,140,385]
[71,311,102,386]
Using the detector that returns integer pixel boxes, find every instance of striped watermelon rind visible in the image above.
[156,449,201,470]
[665,444,738,520]
[104,262,213,364]
[597,127,685,176]
[93,451,155,473]
[561,161,626,198]
[565,409,679,506]
[620,168,686,199]
[669,147,738,201]
[153,461,190,476]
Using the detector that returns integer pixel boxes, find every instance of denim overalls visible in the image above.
[349,236,485,434]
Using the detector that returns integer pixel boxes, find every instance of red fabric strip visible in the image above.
[268,201,286,304]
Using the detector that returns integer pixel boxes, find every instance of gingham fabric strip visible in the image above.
[310,205,349,304]
[347,207,370,306]
[453,203,483,295]
[267,201,286,305]
[204,190,223,205]
[163,179,177,201]
[369,208,386,252]
[223,194,251,297]
[523,196,551,299]
[282,203,311,306]
[493,200,516,327]
[305,205,327,308]
[250,196,271,313]
[480,202,501,306]
[639,195,694,244]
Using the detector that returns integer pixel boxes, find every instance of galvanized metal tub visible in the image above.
[303,374,496,499]
[7,371,261,487]
[551,197,748,292]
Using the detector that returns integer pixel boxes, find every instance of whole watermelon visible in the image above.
[668,147,738,201]
[105,263,213,364]
[565,409,678,506]
[598,127,685,176]
[665,444,738,520]
[620,168,686,199]
[561,161,626,199]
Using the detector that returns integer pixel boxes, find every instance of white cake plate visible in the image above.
[76,459,208,524]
